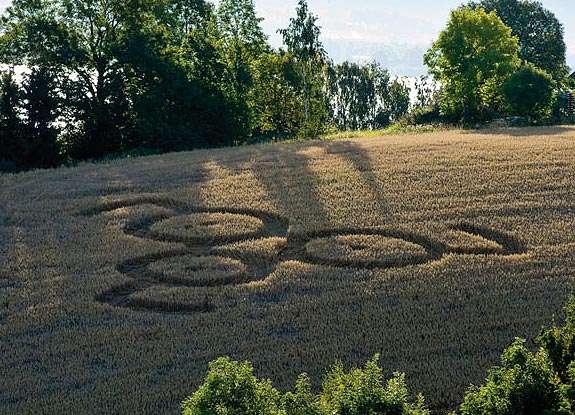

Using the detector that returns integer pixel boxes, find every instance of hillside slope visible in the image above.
[1,127,575,413]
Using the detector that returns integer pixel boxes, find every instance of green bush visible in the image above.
[501,65,554,124]
[460,339,564,415]
[181,357,282,415]
[459,296,575,415]
[319,355,429,415]
[182,355,429,415]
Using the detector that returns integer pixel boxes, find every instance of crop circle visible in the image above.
[304,233,430,268]
[148,212,265,243]
[149,255,247,286]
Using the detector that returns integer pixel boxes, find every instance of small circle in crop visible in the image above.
[148,212,265,243]
[149,255,247,286]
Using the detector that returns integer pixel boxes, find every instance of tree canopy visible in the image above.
[501,63,554,122]
[467,0,569,80]
[424,6,521,123]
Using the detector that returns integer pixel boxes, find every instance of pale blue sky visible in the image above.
[252,0,575,75]
[0,0,573,76]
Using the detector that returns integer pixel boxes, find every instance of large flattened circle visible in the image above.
[148,212,265,244]
[304,233,433,269]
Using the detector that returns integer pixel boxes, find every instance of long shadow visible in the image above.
[241,142,331,234]
[322,139,389,219]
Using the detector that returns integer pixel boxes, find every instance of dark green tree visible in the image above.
[21,66,61,167]
[279,0,328,138]
[388,78,411,123]
[460,338,564,415]
[158,0,224,92]
[424,7,521,123]
[501,64,554,123]
[328,61,392,130]
[215,0,268,137]
[539,296,575,384]
[467,0,569,81]
[251,50,300,138]
[329,61,376,130]
[0,70,24,169]
[0,0,156,158]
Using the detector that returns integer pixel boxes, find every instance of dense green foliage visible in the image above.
[0,67,61,170]
[424,7,521,124]
[460,339,564,415]
[0,0,428,169]
[501,64,554,122]
[467,0,569,81]
[181,356,429,415]
[181,357,283,415]
[327,61,397,130]
[278,0,328,139]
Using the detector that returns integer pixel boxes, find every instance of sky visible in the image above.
[252,0,575,76]
[0,0,573,76]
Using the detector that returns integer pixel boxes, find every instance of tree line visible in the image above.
[181,296,575,415]
[0,0,413,170]
[0,0,573,171]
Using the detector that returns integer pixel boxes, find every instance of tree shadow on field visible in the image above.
[467,125,575,137]
[322,139,389,218]
[242,142,331,231]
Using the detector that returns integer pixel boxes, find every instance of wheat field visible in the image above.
[1,126,575,413]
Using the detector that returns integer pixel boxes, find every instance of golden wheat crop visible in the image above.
[1,126,575,414]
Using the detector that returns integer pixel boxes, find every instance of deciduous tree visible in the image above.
[0,70,23,169]
[467,0,569,81]
[279,0,328,138]
[215,0,268,137]
[501,64,554,123]
[424,7,521,123]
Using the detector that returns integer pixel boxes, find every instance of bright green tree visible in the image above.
[501,64,554,122]
[460,339,565,415]
[319,355,429,415]
[424,7,521,124]
[282,374,322,415]
[467,0,569,81]
[278,0,328,138]
[181,357,282,415]
[215,0,268,137]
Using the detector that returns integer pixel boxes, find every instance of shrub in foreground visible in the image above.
[181,355,429,415]
[181,357,282,415]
